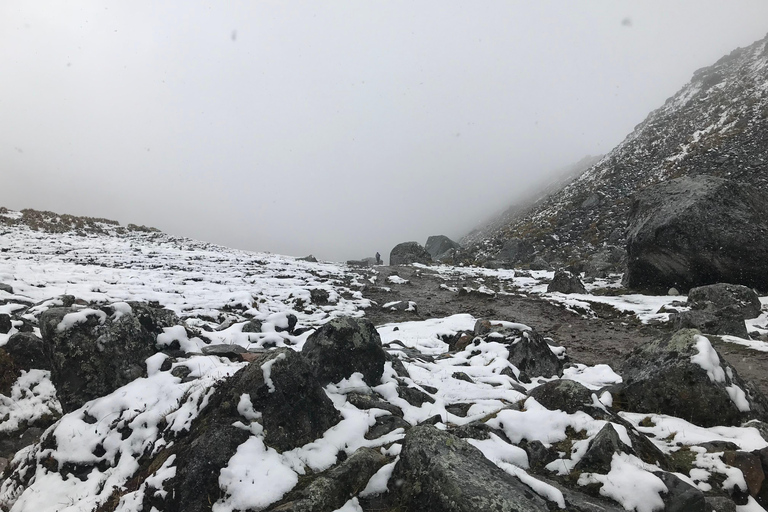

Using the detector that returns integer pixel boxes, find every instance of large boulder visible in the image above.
[425,235,461,260]
[389,425,551,511]
[302,317,387,386]
[615,329,768,427]
[626,175,768,293]
[39,302,179,412]
[3,332,50,371]
[547,269,587,294]
[170,348,341,512]
[688,283,762,319]
[389,242,432,266]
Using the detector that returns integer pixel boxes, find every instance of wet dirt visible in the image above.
[359,265,768,397]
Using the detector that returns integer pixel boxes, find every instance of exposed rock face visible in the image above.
[389,425,551,512]
[528,379,593,414]
[39,303,178,412]
[389,242,432,266]
[616,329,768,427]
[424,235,461,260]
[0,314,11,334]
[302,317,387,386]
[496,238,534,264]
[688,283,762,319]
[626,176,768,292]
[547,269,587,294]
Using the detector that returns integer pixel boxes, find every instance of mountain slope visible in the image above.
[467,32,768,265]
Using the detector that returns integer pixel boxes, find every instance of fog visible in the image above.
[2,2,767,262]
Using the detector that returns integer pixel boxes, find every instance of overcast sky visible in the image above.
[2,2,767,262]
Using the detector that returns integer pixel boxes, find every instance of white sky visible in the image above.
[2,1,767,261]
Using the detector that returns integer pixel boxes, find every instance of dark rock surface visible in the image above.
[688,283,762,319]
[3,332,50,371]
[547,269,587,294]
[626,176,768,293]
[389,425,551,511]
[0,314,11,334]
[389,242,432,266]
[496,238,535,264]
[528,379,593,414]
[39,303,178,412]
[616,329,768,427]
[574,423,629,474]
[425,235,461,260]
[302,317,387,386]
[654,471,707,512]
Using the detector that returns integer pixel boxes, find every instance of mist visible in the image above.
[2,1,768,262]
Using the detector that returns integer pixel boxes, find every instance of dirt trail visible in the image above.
[359,265,768,396]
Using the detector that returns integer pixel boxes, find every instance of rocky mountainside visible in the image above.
[466,32,768,267]
[3,206,768,511]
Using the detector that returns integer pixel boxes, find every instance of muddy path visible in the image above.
[358,265,768,397]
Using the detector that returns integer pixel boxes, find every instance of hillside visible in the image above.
[465,32,768,267]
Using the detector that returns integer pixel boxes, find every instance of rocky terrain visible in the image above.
[2,208,768,512]
[462,32,768,272]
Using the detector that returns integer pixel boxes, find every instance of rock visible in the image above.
[519,440,559,471]
[397,384,435,407]
[347,259,374,267]
[346,392,403,417]
[298,254,318,262]
[0,314,11,334]
[39,303,179,413]
[0,427,45,460]
[389,425,551,511]
[529,257,551,271]
[671,308,748,338]
[574,423,630,474]
[688,283,762,319]
[723,451,764,497]
[268,448,388,512]
[201,344,247,359]
[547,269,587,294]
[3,332,50,371]
[241,318,263,333]
[653,471,707,512]
[309,288,331,305]
[704,496,736,512]
[626,176,768,293]
[274,313,298,333]
[302,317,387,386]
[383,300,417,313]
[503,327,564,382]
[615,329,768,427]
[389,242,432,266]
[425,235,461,260]
[584,245,626,278]
[496,238,535,264]
[366,415,411,440]
[0,283,13,294]
[669,287,681,296]
[0,349,20,396]
[528,379,594,414]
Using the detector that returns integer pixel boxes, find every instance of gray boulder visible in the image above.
[389,242,432,266]
[425,235,461,260]
[389,425,551,511]
[547,269,587,294]
[615,329,768,427]
[0,283,13,294]
[528,379,593,414]
[302,317,387,386]
[0,314,11,334]
[688,283,762,319]
[39,303,179,412]
[653,471,707,512]
[626,176,768,293]
[671,308,748,338]
[574,423,630,474]
[529,257,551,271]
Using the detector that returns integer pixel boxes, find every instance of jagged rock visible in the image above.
[346,392,403,417]
[169,348,341,512]
[503,327,564,382]
[519,440,559,471]
[389,242,432,266]
[268,448,387,512]
[302,317,387,386]
[688,283,762,319]
[389,425,551,511]
[574,423,630,474]
[39,303,179,412]
[528,379,593,414]
[626,176,768,293]
[0,314,11,334]
[298,254,318,262]
[3,332,49,371]
[425,235,461,260]
[0,283,13,294]
[365,415,411,440]
[397,384,435,407]
[615,329,768,427]
[547,269,587,294]
[201,344,247,359]
[653,471,707,512]
[309,288,330,305]
[723,451,764,498]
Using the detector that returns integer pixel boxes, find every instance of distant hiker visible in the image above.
[375,252,381,265]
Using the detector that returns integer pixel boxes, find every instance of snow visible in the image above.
[2,212,768,512]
